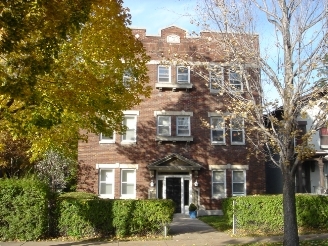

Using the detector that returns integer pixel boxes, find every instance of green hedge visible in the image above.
[56,192,175,238]
[222,194,328,234]
[0,177,50,241]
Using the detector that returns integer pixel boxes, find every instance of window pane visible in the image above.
[122,170,134,182]
[122,183,134,194]
[213,171,224,182]
[124,116,135,128]
[158,126,170,135]
[158,116,170,125]
[212,130,224,142]
[100,170,112,182]
[177,117,190,136]
[231,130,243,142]
[123,129,135,141]
[233,171,244,182]
[213,183,225,194]
[100,183,112,194]
[233,183,244,193]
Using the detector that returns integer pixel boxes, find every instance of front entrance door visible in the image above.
[166,177,181,213]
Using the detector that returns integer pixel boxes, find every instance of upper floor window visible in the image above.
[157,116,171,136]
[232,170,246,196]
[123,70,133,87]
[230,117,245,145]
[121,169,136,198]
[295,121,307,146]
[177,116,191,136]
[99,133,115,144]
[320,127,328,149]
[122,115,137,143]
[211,117,225,144]
[158,65,171,83]
[212,170,226,199]
[99,169,114,198]
[229,70,242,91]
[210,66,223,92]
[177,66,190,83]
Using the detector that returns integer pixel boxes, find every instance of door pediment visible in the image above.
[148,153,202,171]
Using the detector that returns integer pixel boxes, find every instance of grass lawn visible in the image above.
[198,216,328,246]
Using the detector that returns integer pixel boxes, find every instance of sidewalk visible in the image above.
[1,214,328,245]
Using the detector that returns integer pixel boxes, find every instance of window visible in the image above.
[99,169,114,198]
[229,70,242,91]
[210,66,223,91]
[122,115,137,143]
[99,133,115,143]
[158,65,171,83]
[121,169,136,198]
[211,117,225,144]
[123,70,133,87]
[295,121,307,146]
[212,170,226,198]
[177,116,190,136]
[320,127,328,149]
[232,170,246,196]
[177,66,190,83]
[157,116,171,136]
[230,117,245,145]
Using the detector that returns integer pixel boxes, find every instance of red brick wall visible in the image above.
[77,26,266,209]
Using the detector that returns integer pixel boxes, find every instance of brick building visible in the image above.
[78,26,266,215]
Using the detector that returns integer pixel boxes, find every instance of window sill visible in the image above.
[120,196,136,199]
[320,145,328,149]
[231,142,245,145]
[121,141,137,145]
[99,141,115,144]
[211,142,226,145]
[99,195,114,199]
[155,83,193,90]
[155,136,193,142]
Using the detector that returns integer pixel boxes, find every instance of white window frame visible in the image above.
[121,169,136,199]
[99,132,115,144]
[157,116,171,136]
[176,116,191,136]
[177,66,190,83]
[229,70,242,91]
[122,113,138,144]
[158,65,171,83]
[230,117,245,145]
[98,169,115,199]
[212,170,226,199]
[232,170,246,196]
[210,66,223,92]
[211,117,225,144]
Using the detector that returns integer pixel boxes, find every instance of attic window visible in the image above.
[167,34,180,43]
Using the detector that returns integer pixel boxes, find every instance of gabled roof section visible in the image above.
[148,153,202,171]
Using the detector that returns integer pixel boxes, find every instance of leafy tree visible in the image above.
[186,0,327,245]
[0,0,150,160]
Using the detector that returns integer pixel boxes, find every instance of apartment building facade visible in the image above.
[78,26,266,214]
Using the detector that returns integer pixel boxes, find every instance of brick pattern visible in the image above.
[78,26,266,210]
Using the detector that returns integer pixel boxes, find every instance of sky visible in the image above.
[122,0,199,36]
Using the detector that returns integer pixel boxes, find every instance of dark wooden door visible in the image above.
[166,177,181,213]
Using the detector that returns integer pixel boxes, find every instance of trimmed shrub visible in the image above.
[0,177,50,241]
[56,192,175,238]
[222,194,328,234]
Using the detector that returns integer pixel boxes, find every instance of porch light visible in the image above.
[150,180,154,187]
[194,180,198,187]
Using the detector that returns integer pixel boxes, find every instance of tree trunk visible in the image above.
[282,169,299,246]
